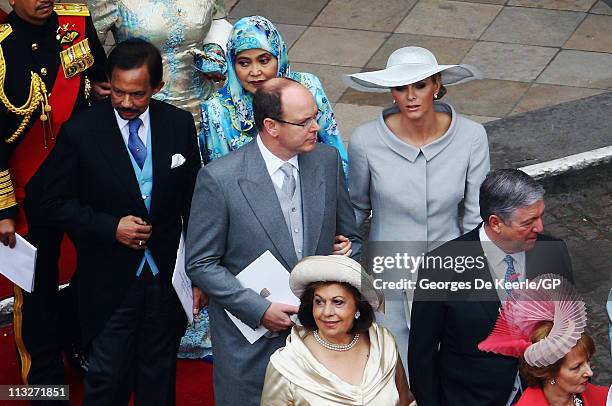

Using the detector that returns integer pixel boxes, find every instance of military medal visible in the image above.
[60,38,94,79]
[56,23,80,44]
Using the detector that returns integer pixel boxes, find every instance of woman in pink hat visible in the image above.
[515,324,607,406]
[479,274,609,405]
[344,46,490,369]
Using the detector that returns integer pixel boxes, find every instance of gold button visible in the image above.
[40,67,47,76]
[31,43,38,51]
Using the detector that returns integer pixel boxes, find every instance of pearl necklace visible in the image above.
[313,331,359,351]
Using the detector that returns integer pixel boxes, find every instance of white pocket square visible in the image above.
[171,153,186,169]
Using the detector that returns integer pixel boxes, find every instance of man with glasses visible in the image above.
[186,77,361,406]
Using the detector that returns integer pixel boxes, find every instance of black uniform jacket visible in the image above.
[0,10,106,220]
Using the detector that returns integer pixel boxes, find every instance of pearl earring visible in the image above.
[434,93,438,100]
[392,99,396,104]
[354,311,361,319]
[550,378,556,385]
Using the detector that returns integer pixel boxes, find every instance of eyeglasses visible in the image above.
[272,111,322,132]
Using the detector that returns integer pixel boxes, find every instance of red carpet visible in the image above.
[0,325,215,405]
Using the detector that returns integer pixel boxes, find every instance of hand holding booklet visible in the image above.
[225,250,299,344]
[0,233,37,293]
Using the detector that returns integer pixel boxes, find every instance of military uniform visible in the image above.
[0,3,106,388]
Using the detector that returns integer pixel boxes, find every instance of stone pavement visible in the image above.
[541,163,612,385]
[227,0,612,141]
[485,91,612,168]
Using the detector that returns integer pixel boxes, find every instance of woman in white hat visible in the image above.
[344,47,491,368]
[260,256,414,405]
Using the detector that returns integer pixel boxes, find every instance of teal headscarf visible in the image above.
[219,16,291,134]
[200,16,348,171]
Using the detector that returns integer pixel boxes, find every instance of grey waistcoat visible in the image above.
[272,176,304,260]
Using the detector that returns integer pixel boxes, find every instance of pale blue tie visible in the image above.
[128,118,146,169]
[503,255,520,295]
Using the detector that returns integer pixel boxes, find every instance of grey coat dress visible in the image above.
[348,101,490,370]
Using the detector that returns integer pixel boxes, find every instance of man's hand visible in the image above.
[93,81,111,100]
[0,218,16,248]
[115,215,151,250]
[261,303,299,332]
[192,286,208,315]
[332,234,352,257]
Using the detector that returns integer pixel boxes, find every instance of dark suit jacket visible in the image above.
[33,99,200,343]
[408,224,573,406]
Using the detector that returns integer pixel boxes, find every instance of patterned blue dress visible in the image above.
[200,16,348,172]
[88,0,226,129]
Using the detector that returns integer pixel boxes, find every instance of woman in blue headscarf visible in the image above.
[199,15,347,172]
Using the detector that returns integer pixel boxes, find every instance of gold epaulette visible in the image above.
[0,24,12,43]
[0,38,51,144]
[54,3,90,17]
[0,169,17,211]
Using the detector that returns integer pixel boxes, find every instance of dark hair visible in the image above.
[252,77,301,131]
[519,321,595,387]
[297,281,375,335]
[432,73,447,99]
[106,38,163,87]
[480,169,545,225]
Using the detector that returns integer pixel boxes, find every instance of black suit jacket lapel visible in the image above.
[237,141,298,269]
[95,101,147,217]
[149,100,172,221]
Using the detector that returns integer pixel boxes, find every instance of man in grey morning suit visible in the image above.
[186,78,361,405]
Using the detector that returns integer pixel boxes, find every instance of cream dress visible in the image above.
[261,323,401,405]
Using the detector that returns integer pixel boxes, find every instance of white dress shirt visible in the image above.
[256,135,299,188]
[479,225,525,405]
[479,225,526,302]
[114,107,151,147]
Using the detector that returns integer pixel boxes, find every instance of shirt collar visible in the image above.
[256,135,299,177]
[479,225,523,267]
[114,107,151,132]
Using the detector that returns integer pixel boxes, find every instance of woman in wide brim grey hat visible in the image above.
[344,46,491,372]
[260,255,415,405]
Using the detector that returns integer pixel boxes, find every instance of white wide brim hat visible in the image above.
[289,256,384,313]
[344,46,480,93]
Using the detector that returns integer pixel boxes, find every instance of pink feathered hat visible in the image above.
[478,274,587,367]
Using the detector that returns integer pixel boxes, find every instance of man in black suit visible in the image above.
[36,39,201,405]
[408,169,573,406]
